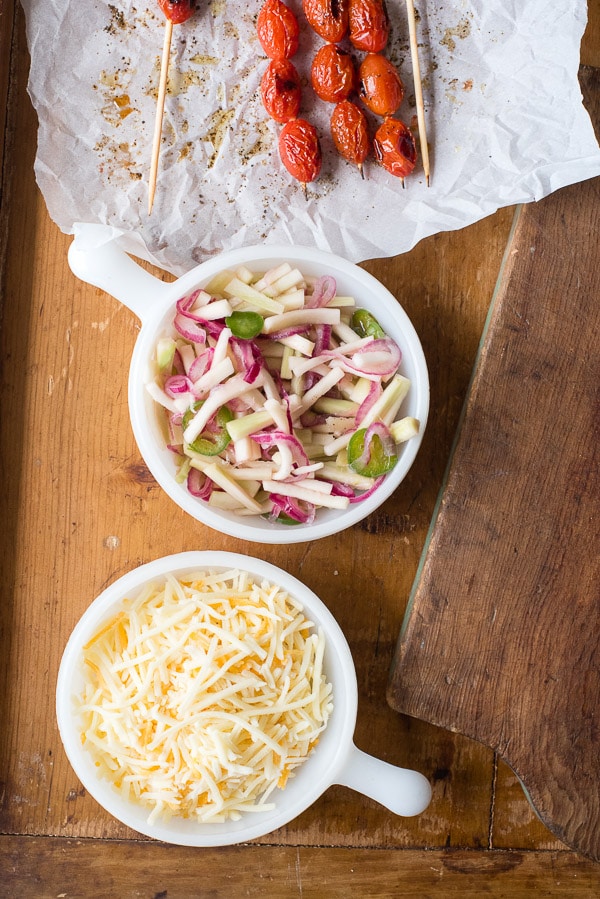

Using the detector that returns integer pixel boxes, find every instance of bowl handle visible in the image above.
[67,224,173,322]
[335,743,432,817]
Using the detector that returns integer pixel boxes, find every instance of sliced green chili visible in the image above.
[347,428,398,477]
[185,403,234,456]
[226,311,264,340]
[351,309,386,340]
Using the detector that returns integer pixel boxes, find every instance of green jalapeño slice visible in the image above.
[347,426,398,477]
[184,402,234,456]
[350,309,386,340]
[226,311,264,340]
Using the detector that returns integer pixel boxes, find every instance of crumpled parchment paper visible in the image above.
[21,0,600,275]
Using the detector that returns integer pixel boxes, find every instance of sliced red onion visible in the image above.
[313,323,332,357]
[174,313,208,344]
[324,337,402,377]
[167,411,183,445]
[330,482,355,498]
[187,467,213,500]
[269,493,316,524]
[244,361,262,384]
[300,410,327,428]
[230,337,264,384]
[356,380,382,425]
[348,475,386,504]
[306,275,337,308]
[266,326,311,340]
[164,374,194,397]
[188,348,214,382]
[172,348,185,375]
[176,290,211,319]
[341,338,402,377]
[176,291,200,314]
[302,370,320,392]
[203,320,226,339]
[251,430,310,467]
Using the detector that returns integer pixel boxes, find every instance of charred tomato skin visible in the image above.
[261,58,302,122]
[278,118,323,184]
[330,100,370,166]
[311,43,357,104]
[348,0,389,52]
[358,53,404,116]
[373,117,417,179]
[158,0,196,24]
[303,0,349,44]
[257,0,300,59]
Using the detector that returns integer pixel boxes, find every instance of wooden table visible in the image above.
[1,2,599,895]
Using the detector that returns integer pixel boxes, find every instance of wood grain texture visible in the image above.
[1,0,599,890]
[389,67,600,861]
[1,838,600,898]
[0,4,518,852]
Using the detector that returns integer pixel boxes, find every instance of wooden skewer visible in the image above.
[405,0,430,186]
[148,18,174,215]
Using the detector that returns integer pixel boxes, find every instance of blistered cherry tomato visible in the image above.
[373,117,417,179]
[330,100,370,169]
[303,0,349,44]
[348,0,389,52]
[261,58,302,123]
[358,53,404,116]
[311,44,356,104]
[279,119,322,185]
[257,0,300,59]
[158,0,196,25]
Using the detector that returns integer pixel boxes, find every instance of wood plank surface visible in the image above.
[389,66,600,861]
[2,839,600,898]
[1,0,599,894]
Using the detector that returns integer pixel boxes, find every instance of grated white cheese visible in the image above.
[77,570,333,825]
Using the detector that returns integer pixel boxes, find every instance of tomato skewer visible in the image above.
[279,119,323,192]
[149,1,196,215]
[257,0,300,59]
[258,0,322,191]
[330,100,369,176]
[373,117,417,182]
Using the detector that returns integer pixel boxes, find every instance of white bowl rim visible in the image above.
[56,551,360,846]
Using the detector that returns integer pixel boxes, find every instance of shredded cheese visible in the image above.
[78,570,333,824]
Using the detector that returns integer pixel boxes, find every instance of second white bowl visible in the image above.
[56,551,431,846]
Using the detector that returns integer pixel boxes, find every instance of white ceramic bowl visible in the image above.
[56,551,431,846]
[68,227,429,543]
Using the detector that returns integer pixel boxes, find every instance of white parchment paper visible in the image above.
[21,0,600,275]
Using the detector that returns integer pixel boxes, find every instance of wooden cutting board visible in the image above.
[388,68,600,861]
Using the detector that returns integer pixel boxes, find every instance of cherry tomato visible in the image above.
[158,0,196,25]
[330,100,370,169]
[261,58,302,123]
[358,53,404,116]
[311,44,356,104]
[373,117,417,179]
[348,0,389,52]
[257,0,300,59]
[279,119,322,185]
[302,0,349,44]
